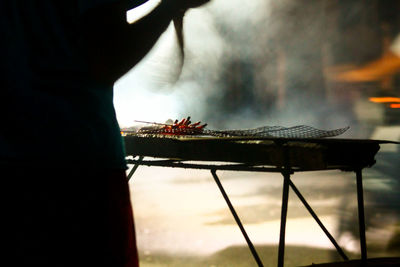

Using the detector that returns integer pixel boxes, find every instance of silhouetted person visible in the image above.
[1,0,209,266]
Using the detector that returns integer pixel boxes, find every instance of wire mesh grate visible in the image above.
[202,125,350,138]
[135,125,350,138]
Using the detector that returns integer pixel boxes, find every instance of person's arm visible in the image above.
[81,0,209,85]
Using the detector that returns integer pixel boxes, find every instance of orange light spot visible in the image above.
[369,97,400,103]
[390,103,400,108]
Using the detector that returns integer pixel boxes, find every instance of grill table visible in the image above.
[124,135,398,267]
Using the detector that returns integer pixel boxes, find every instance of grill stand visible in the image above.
[356,168,367,262]
[288,179,349,261]
[125,158,367,267]
[211,169,264,267]
[278,169,291,267]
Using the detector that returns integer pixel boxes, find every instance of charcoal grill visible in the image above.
[124,130,399,267]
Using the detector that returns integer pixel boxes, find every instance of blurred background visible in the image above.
[114,0,400,266]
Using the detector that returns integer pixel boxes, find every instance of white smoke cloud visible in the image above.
[114,0,373,135]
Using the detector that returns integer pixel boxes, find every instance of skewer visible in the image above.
[134,120,173,126]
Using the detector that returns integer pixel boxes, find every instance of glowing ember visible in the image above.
[137,117,207,135]
[159,117,207,135]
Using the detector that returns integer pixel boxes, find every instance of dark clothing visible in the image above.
[1,1,138,266]
[3,167,138,267]
[0,0,126,169]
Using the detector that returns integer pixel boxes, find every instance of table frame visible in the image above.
[126,156,368,267]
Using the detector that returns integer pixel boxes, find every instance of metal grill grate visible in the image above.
[134,125,350,138]
[203,125,350,138]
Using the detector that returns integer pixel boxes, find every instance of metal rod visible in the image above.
[289,180,349,261]
[356,169,367,261]
[125,159,305,173]
[211,169,264,267]
[127,156,144,181]
[278,170,290,267]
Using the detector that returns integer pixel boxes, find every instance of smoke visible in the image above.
[115,0,400,255]
[114,0,386,135]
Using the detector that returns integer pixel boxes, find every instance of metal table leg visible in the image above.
[211,169,264,267]
[289,180,349,261]
[278,170,290,267]
[127,156,144,181]
[356,168,367,261]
